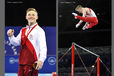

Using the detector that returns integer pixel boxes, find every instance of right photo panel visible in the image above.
[58,0,111,76]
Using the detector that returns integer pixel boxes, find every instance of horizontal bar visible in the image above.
[72,42,100,57]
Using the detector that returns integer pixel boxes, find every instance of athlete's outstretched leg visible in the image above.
[86,23,97,29]
[82,23,97,30]
[76,15,98,24]
[82,22,89,30]
[83,21,99,30]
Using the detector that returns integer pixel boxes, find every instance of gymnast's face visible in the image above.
[26,11,38,25]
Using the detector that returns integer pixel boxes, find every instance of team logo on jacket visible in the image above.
[48,57,56,65]
[29,34,33,40]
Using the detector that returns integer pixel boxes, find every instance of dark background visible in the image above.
[58,0,111,48]
[5,0,56,27]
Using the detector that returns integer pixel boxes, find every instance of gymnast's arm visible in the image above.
[7,29,21,46]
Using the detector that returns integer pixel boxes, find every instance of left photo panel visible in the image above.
[5,0,56,76]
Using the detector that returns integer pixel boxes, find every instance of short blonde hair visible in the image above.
[75,5,83,11]
[26,8,38,14]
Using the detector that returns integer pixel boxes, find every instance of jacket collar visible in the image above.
[26,23,38,28]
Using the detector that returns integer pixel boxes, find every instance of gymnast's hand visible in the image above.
[72,12,77,19]
[7,29,14,37]
[76,23,80,28]
[34,61,43,70]
[72,12,77,16]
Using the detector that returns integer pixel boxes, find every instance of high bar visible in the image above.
[72,42,100,57]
